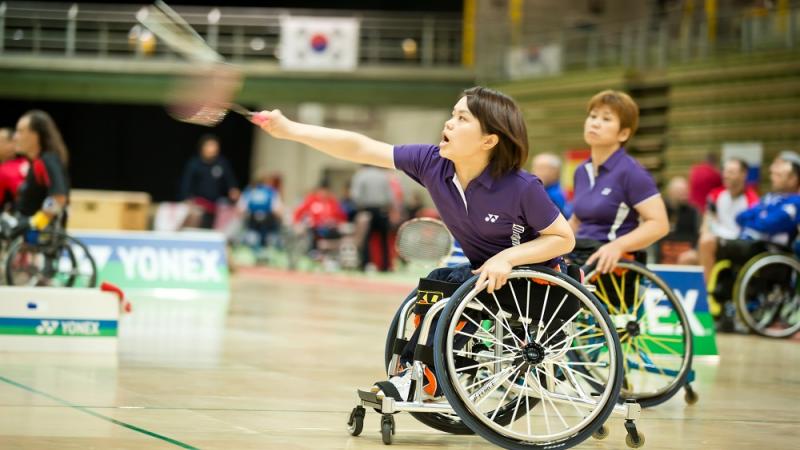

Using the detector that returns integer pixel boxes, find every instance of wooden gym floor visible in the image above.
[0,268,798,449]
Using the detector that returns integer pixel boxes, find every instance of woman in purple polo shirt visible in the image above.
[256,86,574,402]
[569,90,669,273]
[257,87,574,291]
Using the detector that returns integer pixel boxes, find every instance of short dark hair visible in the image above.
[21,110,69,166]
[726,158,749,174]
[461,86,528,178]
[586,90,640,144]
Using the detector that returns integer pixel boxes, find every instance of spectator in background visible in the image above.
[13,110,70,231]
[736,154,800,247]
[688,152,722,213]
[0,127,30,210]
[698,158,759,281]
[339,181,358,222]
[661,176,701,264]
[239,170,282,251]
[179,134,240,229]
[531,152,571,218]
[293,180,348,250]
[350,165,393,272]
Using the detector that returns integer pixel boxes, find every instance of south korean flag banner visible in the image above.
[279,16,360,71]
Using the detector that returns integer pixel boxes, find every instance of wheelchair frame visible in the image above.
[348,267,645,449]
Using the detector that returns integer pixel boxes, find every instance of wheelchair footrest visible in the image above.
[357,389,383,410]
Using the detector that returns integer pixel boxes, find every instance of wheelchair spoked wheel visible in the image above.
[5,232,98,288]
[734,252,800,338]
[585,261,693,407]
[433,267,623,449]
[384,290,474,435]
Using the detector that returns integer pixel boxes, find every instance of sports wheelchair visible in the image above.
[348,265,645,449]
[0,212,97,287]
[569,240,697,408]
[707,240,800,338]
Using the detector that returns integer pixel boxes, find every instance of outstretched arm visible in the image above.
[255,110,395,169]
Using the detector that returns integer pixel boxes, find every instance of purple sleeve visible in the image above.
[624,165,660,206]
[393,144,438,186]
[521,178,561,231]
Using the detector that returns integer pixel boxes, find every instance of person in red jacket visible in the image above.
[0,127,30,210]
[293,180,347,251]
[688,152,722,213]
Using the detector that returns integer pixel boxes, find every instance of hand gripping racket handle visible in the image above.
[227,104,268,125]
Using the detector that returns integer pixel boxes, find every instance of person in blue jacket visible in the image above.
[737,154,800,247]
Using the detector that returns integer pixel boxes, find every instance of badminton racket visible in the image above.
[137,0,265,127]
[395,218,455,265]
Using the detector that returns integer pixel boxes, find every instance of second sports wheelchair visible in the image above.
[708,239,800,338]
[569,240,698,408]
[348,265,645,449]
[0,212,97,287]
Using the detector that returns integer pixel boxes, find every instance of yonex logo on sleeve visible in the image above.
[485,214,499,222]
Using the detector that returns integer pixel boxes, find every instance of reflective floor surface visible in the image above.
[0,269,798,449]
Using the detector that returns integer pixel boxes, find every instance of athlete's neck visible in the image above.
[590,144,622,173]
[453,159,489,191]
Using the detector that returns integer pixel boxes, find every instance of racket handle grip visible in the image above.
[251,112,268,126]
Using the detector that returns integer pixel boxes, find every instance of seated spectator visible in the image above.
[293,180,348,252]
[13,110,70,232]
[240,171,282,251]
[736,154,800,248]
[661,176,701,264]
[698,158,759,281]
[531,152,571,218]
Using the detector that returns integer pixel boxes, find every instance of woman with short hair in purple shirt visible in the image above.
[256,86,574,401]
[257,87,575,292]
[569,90,669,273]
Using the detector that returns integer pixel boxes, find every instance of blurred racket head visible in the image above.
[395,218,454,264]
[165,63,244,127]
[138,1,249,127]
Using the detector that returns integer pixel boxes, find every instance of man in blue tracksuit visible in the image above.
[737,154,800,247]
[715,154,800,332]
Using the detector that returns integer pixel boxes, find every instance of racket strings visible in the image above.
[396,219,453,262]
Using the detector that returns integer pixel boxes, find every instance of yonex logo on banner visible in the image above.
[1,317,117,338]
[116,247,222,282]
[34,320,102,336]
[35,320,59,335]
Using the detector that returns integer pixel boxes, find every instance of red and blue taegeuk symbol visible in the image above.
[310,33,328,52]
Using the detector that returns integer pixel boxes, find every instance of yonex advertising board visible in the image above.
[0,287,119,352]
[71,230,229,296]
[650,264,718,356]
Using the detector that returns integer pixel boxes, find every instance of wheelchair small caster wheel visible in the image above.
[381,414,395,445]
[347,406,365,436]
[592,424,609,440]
[625,431,645,448]
[684,385,699,405]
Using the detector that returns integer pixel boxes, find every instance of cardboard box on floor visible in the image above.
[69,189,151,231]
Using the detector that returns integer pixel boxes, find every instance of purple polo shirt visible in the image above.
[394,144,560,268]
[572,148,660,242]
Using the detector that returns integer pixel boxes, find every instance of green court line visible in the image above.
[0,375,200,449]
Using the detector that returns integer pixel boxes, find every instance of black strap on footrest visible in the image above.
[373,381,403,401]
[414,344,435,367]
[391,338,409,355]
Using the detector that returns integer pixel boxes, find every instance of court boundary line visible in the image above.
[0,374,199,449]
